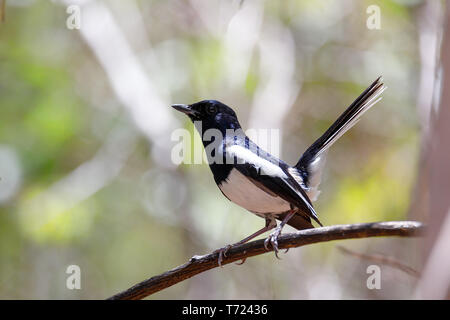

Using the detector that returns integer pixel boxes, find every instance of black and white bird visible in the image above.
[172,77,385,265]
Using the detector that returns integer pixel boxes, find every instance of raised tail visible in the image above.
[295,76,386,199]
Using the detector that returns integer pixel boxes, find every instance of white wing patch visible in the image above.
[287,167,304,185]
[225,144,287,179]
[283,170,317,216]
[289,157,324,202]
[220,143,317,218]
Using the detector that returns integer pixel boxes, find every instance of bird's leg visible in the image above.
[264,209,296,258]
[214,218,277,267]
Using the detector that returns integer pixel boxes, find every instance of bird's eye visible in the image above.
[205,104,218,115]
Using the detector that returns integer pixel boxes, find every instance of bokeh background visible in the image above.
[0,0,448,299]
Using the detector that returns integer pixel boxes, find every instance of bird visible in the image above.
[172,76,386,266]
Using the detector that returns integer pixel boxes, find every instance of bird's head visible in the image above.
[172,100,241,133]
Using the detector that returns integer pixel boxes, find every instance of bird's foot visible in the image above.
[264,226,283,259]
[214,244,232,267]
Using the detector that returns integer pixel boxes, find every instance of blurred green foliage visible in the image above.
[0,0,424,299]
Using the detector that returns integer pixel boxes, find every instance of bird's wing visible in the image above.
[225,144,322,227]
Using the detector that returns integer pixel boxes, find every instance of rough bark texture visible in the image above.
[108,221,424,300]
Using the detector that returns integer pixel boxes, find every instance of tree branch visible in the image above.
[107,221,424,300]
[336,245,421,277]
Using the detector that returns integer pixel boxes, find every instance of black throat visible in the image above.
[192,113,242,185]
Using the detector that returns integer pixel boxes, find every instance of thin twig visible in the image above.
[337,245,421,277]
[108,221,424,300]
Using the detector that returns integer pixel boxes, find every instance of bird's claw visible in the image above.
[264,227,282,259]
[214,245,232,267]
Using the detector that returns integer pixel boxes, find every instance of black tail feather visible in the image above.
[296,77,386,188]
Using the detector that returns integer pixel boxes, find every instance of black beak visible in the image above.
[172,104,199,116]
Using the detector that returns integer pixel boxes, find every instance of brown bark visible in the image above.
[108,221,424,300]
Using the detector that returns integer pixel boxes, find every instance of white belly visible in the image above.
[218,169,290,215]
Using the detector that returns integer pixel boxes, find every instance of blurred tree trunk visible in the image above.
[0,0,5,22]
[413,0,450,299]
